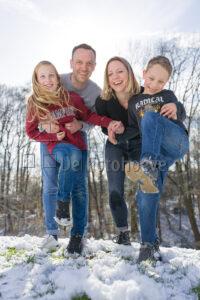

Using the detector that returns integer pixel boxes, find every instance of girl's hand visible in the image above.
[56,131,65,141]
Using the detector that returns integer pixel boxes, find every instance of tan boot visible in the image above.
[125,162,158,193]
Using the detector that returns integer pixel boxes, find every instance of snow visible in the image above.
[0,235,200,300]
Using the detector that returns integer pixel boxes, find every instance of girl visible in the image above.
[26,60,123,254]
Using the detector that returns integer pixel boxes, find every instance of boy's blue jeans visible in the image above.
[137,111,189,243]
[40,143,88,237]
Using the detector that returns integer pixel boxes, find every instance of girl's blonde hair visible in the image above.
[101,56,140,100]
[27,61,70,120]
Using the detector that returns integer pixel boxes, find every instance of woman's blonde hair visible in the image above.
[101,56,140,100]
[27,61,70,121]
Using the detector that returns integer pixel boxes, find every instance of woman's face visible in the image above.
[37,64,58,92]
[107,60,129,94]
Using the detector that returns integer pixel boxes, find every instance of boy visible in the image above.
[124,56,189,263]
[125,56,189,194]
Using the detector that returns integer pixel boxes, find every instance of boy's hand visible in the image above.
[65,118,83,134]
[56,131,65,141]
[160,103,177,120]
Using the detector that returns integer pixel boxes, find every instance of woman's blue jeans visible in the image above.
[137,111,189,243]
[40,143,88,237]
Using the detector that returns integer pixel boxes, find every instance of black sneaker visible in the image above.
[54,201,71,227]
[137,241,162,264]
[112,231,131,245]
[67,234,83,254]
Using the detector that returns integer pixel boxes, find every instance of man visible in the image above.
[40,44,101,254]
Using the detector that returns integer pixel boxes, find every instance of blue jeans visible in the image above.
[105,138,141,230]
[52,143,83,201]
[137,111,189,243]
[40,143,88,237]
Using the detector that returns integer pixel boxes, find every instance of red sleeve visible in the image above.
[25,112,58,142]
[71,93,112,128]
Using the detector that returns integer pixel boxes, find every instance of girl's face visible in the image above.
[37,64,58,92]
[107,60,129,94]
[143,64,169,95]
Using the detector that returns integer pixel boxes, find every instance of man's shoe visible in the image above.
[54,201,71,227]
[67,234,83,255]
[125,160,158,193]
[137,241,162,264]
[40,235,58,251]
[112,231,131,245]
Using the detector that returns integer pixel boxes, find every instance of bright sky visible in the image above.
[0,0,199,87]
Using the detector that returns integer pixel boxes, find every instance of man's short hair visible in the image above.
[72,43,96,59]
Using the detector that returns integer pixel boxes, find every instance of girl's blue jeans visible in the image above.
[40,142,88,237]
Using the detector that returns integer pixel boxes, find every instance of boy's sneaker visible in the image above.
[54,200,71,227]
[125,159,158,193]
[112,231,131,245]
[137,241,162,264]
[40,235,58,251]
[67,234,83,255]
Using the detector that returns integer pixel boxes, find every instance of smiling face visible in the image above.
[107,60,129,94]
[143,64,170,95]
[36,64,59,92]
[70,48,96,87]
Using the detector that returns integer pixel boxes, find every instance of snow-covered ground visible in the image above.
[0,235,200,300]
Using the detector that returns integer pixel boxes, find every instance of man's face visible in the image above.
[70,48,96,85]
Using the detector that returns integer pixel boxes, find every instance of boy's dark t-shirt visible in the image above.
[116,89,187,143]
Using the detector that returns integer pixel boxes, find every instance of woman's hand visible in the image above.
[108,121,124,134]
[107,121,124,144]
[160,103,177,120]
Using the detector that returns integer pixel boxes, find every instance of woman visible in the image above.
[95,57,141,245]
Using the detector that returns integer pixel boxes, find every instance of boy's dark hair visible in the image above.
[72,43,96,58]
[146,55,172,76]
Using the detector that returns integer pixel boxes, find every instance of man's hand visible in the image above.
[160,103,177,120]
[56,131,65,141]
[65,118,83,134]
[41,120,60,133]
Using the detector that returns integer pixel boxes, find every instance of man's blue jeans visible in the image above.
[137,111,189,243]
[40,143,88,237]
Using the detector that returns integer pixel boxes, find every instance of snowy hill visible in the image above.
[0,236,200,300]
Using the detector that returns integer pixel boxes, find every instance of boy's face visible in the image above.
[143,64,169,95]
